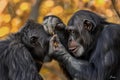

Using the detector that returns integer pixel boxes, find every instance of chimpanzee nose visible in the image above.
[68,35,74,42]
[68,37,72,42]
[68,40,79,53]
[69,40,78,48]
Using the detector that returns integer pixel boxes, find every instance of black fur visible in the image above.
[0,20,50,80]
[43,15,69,50]
[48,10,120,80]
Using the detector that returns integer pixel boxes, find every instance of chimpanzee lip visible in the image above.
[69,47,79,53]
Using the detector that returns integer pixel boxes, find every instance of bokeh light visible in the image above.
[0,0,120,80]
[0,26,9,37]
[3,14,11,23]
[20,2,30,12]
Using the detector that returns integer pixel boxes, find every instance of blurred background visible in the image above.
[0,0,120,80]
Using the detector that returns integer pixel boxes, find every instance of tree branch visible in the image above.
[29,0,42,21]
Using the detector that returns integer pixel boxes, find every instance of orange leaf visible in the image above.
[0,0,8,14]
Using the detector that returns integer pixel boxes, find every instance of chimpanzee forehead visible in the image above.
[20,20,48,37]
[19,20,42,32]
[68,10,105,26]
[28,26,48,37]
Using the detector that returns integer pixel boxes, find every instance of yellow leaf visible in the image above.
[20,2,30,11]
[13,0,20,4]
[82,0,89,3]
[0,0,8,14]
[3,14,11,23]
[11,17,21,32]
[94,0,105,7]
[51,6,63,15]
[44,0,54,7]
[0,26,9,37]
[16,9,23,16]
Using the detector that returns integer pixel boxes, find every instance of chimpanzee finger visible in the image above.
[43,19,49,33]
[43,17,55,35]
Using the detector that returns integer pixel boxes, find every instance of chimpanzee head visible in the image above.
[67,10,105,57]
[20,20,50,61]
[43,15,66,35]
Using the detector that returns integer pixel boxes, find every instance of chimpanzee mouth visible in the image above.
[69,47,79,53]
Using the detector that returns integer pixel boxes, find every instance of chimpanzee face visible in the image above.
[21,20,50,61]
[67,19,96,57]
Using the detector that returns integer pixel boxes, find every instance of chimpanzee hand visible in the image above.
[48,34,66,57]
[49,34,62,54]
[43,15,65,35]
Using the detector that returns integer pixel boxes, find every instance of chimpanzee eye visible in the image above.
[84,20,93,31]
[30,36,38,44]
[68,30,74,35]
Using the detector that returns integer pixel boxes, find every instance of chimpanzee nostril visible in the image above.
[69,38,72,42]
[68,36,74,42]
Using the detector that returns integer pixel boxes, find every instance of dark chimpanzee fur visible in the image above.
[43,15,69,50]
[47,10,120,80]
[43,15,69,62]
[0,20,50,80]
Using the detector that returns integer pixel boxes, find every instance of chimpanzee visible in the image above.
[67,10,107,60]
[43,15,69,50]
[0,20,50,80]
[43,15,69,62]
[47,10,120,80]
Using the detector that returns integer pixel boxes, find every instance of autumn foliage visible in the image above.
[0,0,120,80]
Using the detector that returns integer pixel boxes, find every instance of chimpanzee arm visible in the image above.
[43,15,69,49]
[52,50,94,80]
[6,42,43,80]
[52,26,120,80]
[49,35,94,80]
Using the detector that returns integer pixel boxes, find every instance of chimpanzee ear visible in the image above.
[83,19,95,31]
